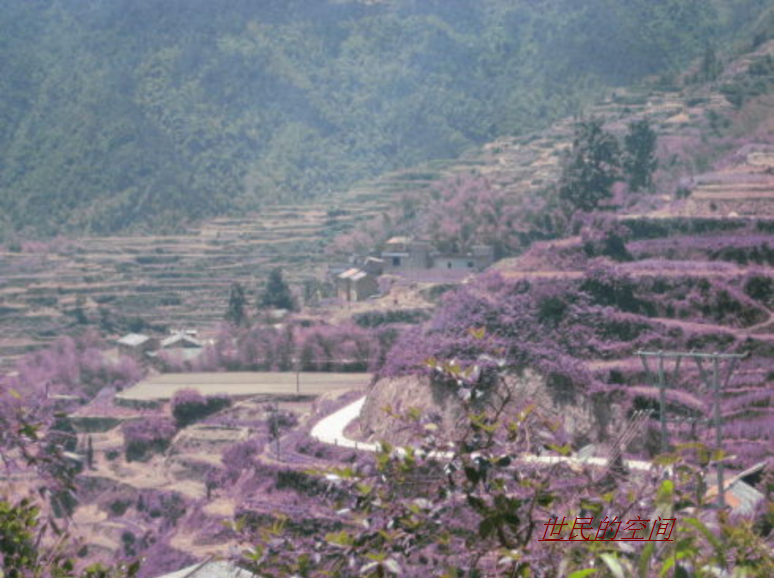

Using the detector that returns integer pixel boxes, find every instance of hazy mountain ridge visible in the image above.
[0,0,769,236]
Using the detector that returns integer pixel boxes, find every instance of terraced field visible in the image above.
[2,40,773,376]
[0,160,479,371]
[0,206,392,371]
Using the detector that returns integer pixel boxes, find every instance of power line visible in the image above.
[635,350,747,510]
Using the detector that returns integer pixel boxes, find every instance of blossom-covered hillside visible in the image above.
[360,41,774,471]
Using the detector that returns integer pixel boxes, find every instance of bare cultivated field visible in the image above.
[116,371,372,403]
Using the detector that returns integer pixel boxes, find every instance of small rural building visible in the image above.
[116,333,158,355]
[381,237,494,274]
[708,460,769,515]
[381,237,432,272]
[362,256,384,276]
[160,332,203,349]
[337,267,379,302]
[432,245,495,271]
[327,262,352,279]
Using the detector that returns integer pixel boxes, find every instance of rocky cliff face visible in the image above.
[359,369,619,448]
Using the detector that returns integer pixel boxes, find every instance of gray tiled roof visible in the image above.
[117,333,150,347]
[726,480,765,515]
[161,333,203,348]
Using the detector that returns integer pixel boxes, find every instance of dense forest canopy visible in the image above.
[0,0,770,236]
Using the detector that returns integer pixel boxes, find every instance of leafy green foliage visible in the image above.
[0,498,141,578]
[225,281,248,326]
[624,119,658,192]
[0,377,141,578]
[559,119,622,212]
[171,388,231,428]
[259,268,295,311]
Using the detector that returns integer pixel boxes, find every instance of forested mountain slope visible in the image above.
[0,0,771,236]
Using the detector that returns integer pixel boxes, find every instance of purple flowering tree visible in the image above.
[238,359,773,577]
[170,388,231,427]
[122,417,177,462]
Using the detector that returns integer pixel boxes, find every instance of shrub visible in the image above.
[580,264,649,314]
[380,272,599,391]
[122,418,176,462]
[274,470,329,496]
[578,213,632,261]
[109,499,131,517]
[171,389,231,427]
[3,331,143,400]
[222,438,263,483]
[296,324,378,372]
[353,309,431,328]
[137,491,187,528]
[744,275,774,306]
[121,531,136,557]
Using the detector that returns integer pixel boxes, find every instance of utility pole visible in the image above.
[636,350,746,510]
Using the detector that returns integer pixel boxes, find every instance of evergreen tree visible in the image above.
[73,295,88,325]
[698,45,722,82]
[559,119,621,212]
[259,268,295,311]
[86,435,94,470]
[225,281,248,326]
[624,119,658,192]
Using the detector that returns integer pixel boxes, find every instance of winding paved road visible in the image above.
[310,396,654,471]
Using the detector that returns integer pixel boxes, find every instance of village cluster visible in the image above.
[331,236,495,302]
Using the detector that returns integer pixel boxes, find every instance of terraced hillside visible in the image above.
[0,194,433,371]
[359,41,774,470]
[2,40,773,376]
[0,161,478,371]
[65,384,364,566]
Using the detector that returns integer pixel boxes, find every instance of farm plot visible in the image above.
[116,371,371,404]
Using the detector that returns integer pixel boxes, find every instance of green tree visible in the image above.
[698,45,722,82]
[225,281,248,326]
[559,119,621,212]
[73,296,88,325]
[259,268,295,311]
[86,435,94,470]
[623,118,658,192]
